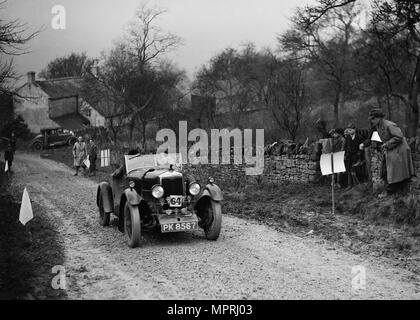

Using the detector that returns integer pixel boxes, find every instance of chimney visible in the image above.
[27,71,36,84]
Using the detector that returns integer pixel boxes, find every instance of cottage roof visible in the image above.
[36,77,83,99]
[35,75,130,118]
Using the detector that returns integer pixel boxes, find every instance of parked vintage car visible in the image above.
[31,128,77,150]
[96,153,223,248]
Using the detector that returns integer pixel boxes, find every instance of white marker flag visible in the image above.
[371,131,382,142]
[83,156,90,169]
[19,188,33,226]
[320,151,346,175]
[4,161,8,172]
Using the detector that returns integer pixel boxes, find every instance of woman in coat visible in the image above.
[73,136,87,176]
[360,108,415,194]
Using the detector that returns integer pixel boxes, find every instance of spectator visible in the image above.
[4,144,13,173]
[360,108,415,196]
[343,123,366,190]
[316,118,329,139]
[329,129,345,152]
[10,132,17,154]
[111,149,141,179]
[72,136,87,176]
[87,138,98,176]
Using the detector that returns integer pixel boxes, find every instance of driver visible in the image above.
[111,149,140,178]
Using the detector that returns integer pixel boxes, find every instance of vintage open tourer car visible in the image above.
[96,152,223,248]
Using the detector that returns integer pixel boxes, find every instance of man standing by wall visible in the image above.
[4,144,13,173]
[343,123,366,190]
[9,132,16,154]
[360,109,415,195]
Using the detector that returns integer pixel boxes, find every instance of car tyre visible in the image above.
[32,142,42,151]
[202,200,222,240]
[98,195,110,226]
[68,138,76,146]
[124,202,141,248]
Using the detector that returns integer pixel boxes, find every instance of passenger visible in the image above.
[111,149,140,178]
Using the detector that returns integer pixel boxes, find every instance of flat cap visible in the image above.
[368,108,385,119]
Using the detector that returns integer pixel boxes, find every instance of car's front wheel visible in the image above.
[200,199,222,240]
[124,202,141,248]
[98,195,110,226]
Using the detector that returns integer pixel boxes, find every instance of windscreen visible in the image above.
[124,153,182,173]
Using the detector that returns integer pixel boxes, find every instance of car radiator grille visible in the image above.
[162,177,183,196]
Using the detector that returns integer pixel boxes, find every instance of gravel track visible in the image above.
[11,152,420,299]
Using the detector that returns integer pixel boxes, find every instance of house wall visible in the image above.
[78,99,106,127]
[14,83,60,133]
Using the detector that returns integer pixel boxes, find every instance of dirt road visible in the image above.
[10,152,420,299]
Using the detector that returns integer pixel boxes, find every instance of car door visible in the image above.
[47,129,60,146]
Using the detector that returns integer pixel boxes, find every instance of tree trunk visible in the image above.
[406,99,419,138]
[407,54,420,138]
[141,121,147,152]
[128,118,135,145]
[386,94,392,120]
[333,90,340,128]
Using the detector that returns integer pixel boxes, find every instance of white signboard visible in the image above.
[320,151,346,175]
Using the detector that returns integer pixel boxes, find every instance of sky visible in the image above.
[2,0,316,84]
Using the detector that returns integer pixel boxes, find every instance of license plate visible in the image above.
[161,221,198,233]
[168,195,183,207]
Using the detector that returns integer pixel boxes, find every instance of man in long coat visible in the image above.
[73,136,87,176]
[360,108,415,194]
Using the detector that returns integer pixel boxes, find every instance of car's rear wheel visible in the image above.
[98,195,110,226]
[32,142,42,151]
[68,138,76,146]
[201,200,222,240]
[124,202,141,248]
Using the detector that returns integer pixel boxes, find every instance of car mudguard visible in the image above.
[199,183,223,202]
[97,182,114,213]
[124,188,142,206]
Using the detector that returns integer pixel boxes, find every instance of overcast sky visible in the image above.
[2,0,315,84]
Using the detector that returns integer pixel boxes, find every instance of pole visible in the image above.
[331,153,335,215]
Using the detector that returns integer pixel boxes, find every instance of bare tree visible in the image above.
[125,3,182,71]
[0,0,40,94]
[298,0,419,27]
[100,3,183,145]
[266,60,312,142]
[280,1,362,127]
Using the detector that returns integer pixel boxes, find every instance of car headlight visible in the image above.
[189,182,201,196]
[152,185,164,199]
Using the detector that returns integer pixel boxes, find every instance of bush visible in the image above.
[0,115,31,140]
